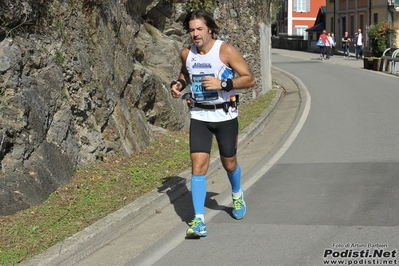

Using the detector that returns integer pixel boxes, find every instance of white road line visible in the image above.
[243,67,311,191]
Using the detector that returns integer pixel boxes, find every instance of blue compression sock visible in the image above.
[191,174,207,217]
[227,164,241,194]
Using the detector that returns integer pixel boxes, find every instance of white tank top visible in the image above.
[186,40,238,122]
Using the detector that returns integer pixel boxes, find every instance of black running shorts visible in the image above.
[189,117,238,158]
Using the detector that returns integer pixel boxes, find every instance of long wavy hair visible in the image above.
[183,10,220,37]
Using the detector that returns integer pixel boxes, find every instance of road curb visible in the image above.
[20,67,290,266]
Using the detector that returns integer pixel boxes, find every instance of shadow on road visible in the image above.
[157,176,230,225]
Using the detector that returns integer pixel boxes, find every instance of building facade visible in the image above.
[276,0,327,39]
[325,0,399,48]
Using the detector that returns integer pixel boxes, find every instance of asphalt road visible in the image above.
[127,51,399,265]
[22,49,399,266]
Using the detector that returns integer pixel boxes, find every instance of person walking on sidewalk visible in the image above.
[353,29,364,60]
[330,33,336,57]
[342,31,351,57]
[326,32,333,59]
[170,9,256,237]
[319,30,329,60]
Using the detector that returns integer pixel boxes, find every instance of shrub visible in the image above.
[367,21,395,57]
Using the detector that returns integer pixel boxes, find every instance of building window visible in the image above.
[350,15,354,36]
[341,16,347,34]
[331,17,334,33]
[294,0,310,12]
[373,13,378,24]
[360,14,364,32]
[294,26,308,40]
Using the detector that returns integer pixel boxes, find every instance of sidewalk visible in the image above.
[272,48,365,69]
[273,48,399,78]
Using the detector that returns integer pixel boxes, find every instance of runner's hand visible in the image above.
[171,81,183,98]
[202,76,222,90]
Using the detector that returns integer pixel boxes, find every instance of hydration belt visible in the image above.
[182,93,239,112]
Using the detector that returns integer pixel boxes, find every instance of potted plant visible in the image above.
[363,57,374,70]
[372,57,382,71]
[366,21,396,70]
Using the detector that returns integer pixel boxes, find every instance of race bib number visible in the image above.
[191,73,218,102]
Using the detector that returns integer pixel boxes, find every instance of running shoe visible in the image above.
[232,190,246,219]
[186,218,207,237]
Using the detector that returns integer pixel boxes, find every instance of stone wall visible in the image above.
[0,0,265,215]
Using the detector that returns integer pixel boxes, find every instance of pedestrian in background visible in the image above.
[330,33,336,57]
[326,32,333,59]
[353,29,364,60]
[342,31,351,57]
[170,9,256,237]
[319,30,329,60]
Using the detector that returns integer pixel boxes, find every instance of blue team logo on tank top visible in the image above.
[218,65,234,82]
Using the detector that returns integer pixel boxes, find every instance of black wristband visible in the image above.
[177,79,187,91]
[170,79,187,91]
[222,79,233,92]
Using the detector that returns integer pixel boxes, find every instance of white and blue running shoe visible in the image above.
[232,190,246,220]
[186,218,207,237]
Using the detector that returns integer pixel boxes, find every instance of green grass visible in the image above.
[0,89,277,265]
[238,90,276,129]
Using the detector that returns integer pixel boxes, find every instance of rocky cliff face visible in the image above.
[0,0,265,215]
